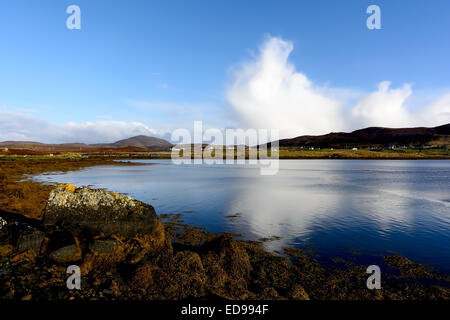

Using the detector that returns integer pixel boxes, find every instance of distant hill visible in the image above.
[1,125,448,154]
[0,141,45,147]
[93,135,173,149]
[270,124,450,149]
[0,135,173,152]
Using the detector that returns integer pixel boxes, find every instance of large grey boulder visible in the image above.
[43,184,158,237]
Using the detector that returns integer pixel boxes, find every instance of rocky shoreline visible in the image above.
[0,158,449,300]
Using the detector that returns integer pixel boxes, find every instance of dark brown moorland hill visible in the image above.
[92,135,173,149]
[272,123,450,149]
[0,135,173,152]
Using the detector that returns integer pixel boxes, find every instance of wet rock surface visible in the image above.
[43,184,158,237]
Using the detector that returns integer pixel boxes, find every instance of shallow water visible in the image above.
[34,160,450,271]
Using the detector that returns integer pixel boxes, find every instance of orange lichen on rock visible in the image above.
[60,183,77,193]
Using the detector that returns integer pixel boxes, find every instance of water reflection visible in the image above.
[224,166,343,252]
[34,160,450,271]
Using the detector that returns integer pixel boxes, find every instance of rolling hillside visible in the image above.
[271,124,450,149]
[0,135,173,152]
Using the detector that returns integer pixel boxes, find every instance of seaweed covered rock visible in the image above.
[43,184,158,237]
[384,255,433,278]
[200,236,252,279]
[198,236,253,299]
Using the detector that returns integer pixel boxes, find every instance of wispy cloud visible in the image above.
[157,83,169,89]
[0,104,40,115]
[126,99,233,130]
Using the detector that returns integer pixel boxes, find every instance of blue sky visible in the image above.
[1,0,449,142]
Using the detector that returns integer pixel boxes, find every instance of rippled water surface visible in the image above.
[35,160,450,271]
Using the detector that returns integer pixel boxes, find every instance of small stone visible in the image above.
[49,244,82,263]
[18,262,33,272]
[92,239,116,253]
[128,250,146,264]
[16,229,45,254]
[102,289,113,295]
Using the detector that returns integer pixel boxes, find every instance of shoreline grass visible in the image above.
[0,147,448,161]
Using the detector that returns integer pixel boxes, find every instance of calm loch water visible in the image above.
[34,160,450,271]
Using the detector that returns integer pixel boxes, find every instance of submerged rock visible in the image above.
[43,184,158,237]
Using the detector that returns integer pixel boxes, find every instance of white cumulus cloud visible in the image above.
[227,37,346,138]
[350,81,414,128]
[0,111,158,144]
[227,36,450,139]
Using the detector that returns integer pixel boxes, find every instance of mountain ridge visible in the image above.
[271,123,450,148]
